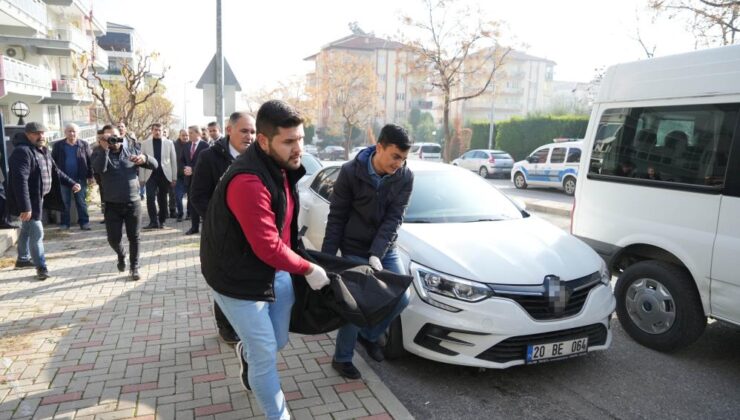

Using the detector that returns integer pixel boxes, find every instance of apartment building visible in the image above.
[459,50,555,123]
[305,32,430,135]
[96,21,140,81]
[0,0,106,141]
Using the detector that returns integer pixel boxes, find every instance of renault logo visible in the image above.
[544,275,570,314]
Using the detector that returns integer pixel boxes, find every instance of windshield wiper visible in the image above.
[406,219,434,223]
[464,218,505,222]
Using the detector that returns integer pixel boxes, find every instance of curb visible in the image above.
[354,354,414,419]
[0,228,18,256]
[522,199,571,218]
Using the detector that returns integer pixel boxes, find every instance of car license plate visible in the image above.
[526,337,588,364]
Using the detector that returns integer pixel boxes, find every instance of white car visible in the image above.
[408,142,443,162]
[299,160,615,368]
[348,146,368,161]
[511,140,583,196]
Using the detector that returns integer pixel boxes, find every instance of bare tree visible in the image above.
[650,0,740,46]
[400,0,510,161]
[243,77,315,124]
[633,9,657,58]
[312,51,378,158]
[77,49,170,135]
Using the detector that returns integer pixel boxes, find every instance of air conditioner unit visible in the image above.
[5,46,26,60]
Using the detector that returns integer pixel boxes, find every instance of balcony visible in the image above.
[0,54,52,98]
[40,77,93,105]
[0,0,48,32]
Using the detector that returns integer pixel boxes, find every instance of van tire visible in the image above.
[614,260,706,352]
[563,176,577,196]
[383,317,406,360]
[514,172,527,189]
[479,166,489,178]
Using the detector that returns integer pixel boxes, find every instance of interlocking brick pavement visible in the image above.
[0,203,413,419]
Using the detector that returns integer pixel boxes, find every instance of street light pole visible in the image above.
[487,83,496,150]
[215,0,224,127]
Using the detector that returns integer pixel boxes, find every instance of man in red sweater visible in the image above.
[200,100,329,419]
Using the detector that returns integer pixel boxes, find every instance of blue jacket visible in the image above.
[321,146,414,259]
[51,138,93,181]
[7,133,77,220]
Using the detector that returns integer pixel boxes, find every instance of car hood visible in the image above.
[399,216,602,285]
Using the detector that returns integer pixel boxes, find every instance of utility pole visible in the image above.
[487,84,496,150]
[215,0,224,127]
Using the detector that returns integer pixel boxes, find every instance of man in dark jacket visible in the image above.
[51,123,93,230]
[182,125,209,235]
[321,124,414,379]
[91,127,158,280]
[191,111,255,344]
[8,122,81,280]
[201,100,329,419]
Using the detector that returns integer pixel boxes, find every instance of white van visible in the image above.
[408,142,443,162]
[511,139,583,196]
[572,44,740,351]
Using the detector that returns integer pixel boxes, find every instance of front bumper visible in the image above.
[401,283,615,368]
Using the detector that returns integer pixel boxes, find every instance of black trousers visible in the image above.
[104,201,141,268]
[186,181,200,231]
[168,184,176,215]
[145,173,170,226]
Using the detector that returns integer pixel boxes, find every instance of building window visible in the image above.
[396,93,405,101]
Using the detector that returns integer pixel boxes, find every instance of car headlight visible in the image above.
[410,262,493,305]
[599,261,611,286]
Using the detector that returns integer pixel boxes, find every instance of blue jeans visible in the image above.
[174,178,186,217]
[17,220,45,269]
[334,248,410,363]
[60,181,89,227]
[212,271,294,420]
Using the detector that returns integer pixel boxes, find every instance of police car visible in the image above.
[511,139,583,196]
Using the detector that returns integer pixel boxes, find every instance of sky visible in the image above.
[94,0,699,125]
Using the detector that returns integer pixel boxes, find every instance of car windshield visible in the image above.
[405,169,523,223]
[301,153,322,175]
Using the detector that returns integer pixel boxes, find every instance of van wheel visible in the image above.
[383,317,406,360]
[514,172,527,189]
[479,166,489,178]
[563,176,577,196]
[614,260,706,352]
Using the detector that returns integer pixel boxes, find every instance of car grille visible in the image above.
[493,272,601,320]
[476,323,608,363]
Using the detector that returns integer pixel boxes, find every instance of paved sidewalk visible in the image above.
[0,204,412,420]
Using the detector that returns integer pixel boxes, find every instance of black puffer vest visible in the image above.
[200,144,306,301]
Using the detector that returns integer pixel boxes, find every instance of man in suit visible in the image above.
[139,123,177,229]
[173,129,189,222]
[207,121,223,146]
[182,125,209,235]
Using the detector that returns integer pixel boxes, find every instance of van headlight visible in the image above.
[410,262,493,304]
[599,261,611,286]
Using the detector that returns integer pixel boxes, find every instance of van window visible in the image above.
[589,104,739,188]
[550,147,566,164]
[421,144,441,153]
[567,148,581,163]
[531,148,549,164]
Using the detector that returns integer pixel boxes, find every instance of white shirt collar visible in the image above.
[228,143,240,159]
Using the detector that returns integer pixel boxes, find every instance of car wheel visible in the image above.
[478,166,489,178]
[513,172,527,189]
[383,317,406,360]
[614,260,706,352]
[563,176,577,196]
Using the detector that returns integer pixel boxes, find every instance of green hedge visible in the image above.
[495,116,589,160]
[467,121,496,150]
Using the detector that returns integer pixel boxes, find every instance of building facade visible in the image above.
[0,0,107,141]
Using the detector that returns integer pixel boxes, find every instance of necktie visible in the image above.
[190,142,196,160]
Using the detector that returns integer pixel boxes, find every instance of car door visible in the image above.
[301,167,339,250]
[528,148,550,185]
[711,173,740,323]
[457,151,472,170]
[547,147,567,183]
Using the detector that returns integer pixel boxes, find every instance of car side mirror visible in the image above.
[526,156,535,163]
[512,197,527,211]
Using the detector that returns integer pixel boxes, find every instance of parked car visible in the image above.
[452,149,514,178]
[298,160,615,368]
[511,139,583,196]
[348,146,368,161]
[408,142,443,162]
[304,144,319,156]
[320,145,345,161]
[573,44,740,351]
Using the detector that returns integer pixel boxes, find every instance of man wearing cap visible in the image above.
[7,122,81,280]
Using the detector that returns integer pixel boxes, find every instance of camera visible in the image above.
[107,136,124,146]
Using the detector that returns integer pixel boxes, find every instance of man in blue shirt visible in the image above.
[51,123,93,230]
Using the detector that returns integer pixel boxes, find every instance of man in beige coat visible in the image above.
[139,123,177,229]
